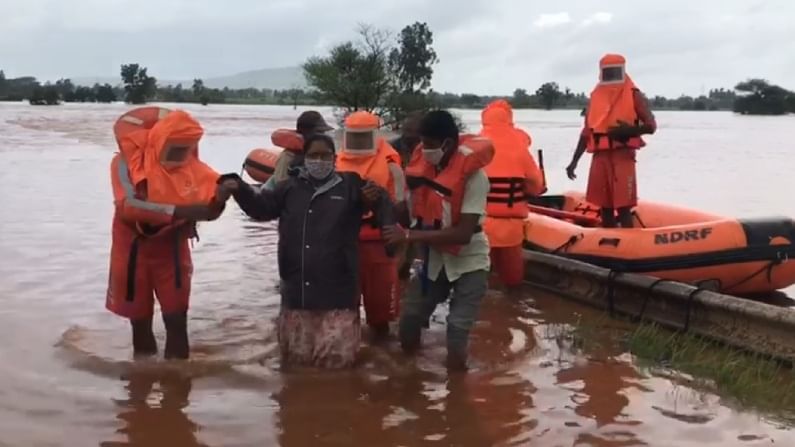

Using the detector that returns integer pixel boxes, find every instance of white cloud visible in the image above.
[581,12,613,26]
[533,12,572,29]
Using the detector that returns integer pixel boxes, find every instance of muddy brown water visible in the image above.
[1,103,793,446]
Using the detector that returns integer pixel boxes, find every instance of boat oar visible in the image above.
[538,149,548,194]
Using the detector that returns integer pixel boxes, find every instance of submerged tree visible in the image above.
[121,64,157,104]
[535,82,562,110]
[733,78,793,115]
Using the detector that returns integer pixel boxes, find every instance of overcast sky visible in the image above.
[2,0,793,97]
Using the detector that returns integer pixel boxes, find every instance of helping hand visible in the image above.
[215,179,239,203]
[382,225,408,246]
[361,181,382,206]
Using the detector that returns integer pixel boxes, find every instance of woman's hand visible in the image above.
[361,181,382,207]
[215,179,239,203]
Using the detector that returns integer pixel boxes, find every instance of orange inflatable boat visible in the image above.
[524,192,795,295]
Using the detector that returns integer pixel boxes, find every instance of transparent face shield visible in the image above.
[161,140,197,168]
[343,129,376,156]
[599,65,625,84]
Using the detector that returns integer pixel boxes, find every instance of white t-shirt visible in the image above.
[425,169,491,282]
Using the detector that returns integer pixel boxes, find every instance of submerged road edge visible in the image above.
[522,251,795,363]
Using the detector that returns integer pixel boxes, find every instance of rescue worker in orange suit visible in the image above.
[566,53,657,228]
[383,110,494,371]
[479,100,545,288]
[336,111,406,341]
[106,108,225,359]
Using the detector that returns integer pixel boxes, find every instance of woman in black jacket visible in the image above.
[216,134,395,368]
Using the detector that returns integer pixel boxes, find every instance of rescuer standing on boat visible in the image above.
[565,53,657,228]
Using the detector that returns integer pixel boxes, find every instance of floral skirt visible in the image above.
[277,308,360,369]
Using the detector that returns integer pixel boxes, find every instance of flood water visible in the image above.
[1,102,794,446]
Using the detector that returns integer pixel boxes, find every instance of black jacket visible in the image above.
[231,171,395,311]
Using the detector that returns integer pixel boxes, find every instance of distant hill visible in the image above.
[71,66,307,90]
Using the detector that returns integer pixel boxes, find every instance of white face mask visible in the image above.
[422,148,444,165]
[422,139,448,165]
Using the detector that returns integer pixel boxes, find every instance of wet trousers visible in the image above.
[399,269,488,359]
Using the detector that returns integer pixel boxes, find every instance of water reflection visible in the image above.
[101,372,205,447]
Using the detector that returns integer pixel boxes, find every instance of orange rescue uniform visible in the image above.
[106,108,219,320]
[582,54,656,209]
[336,112,406,327]
[479,100,544,286]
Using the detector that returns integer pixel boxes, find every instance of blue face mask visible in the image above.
[304,159,334,180]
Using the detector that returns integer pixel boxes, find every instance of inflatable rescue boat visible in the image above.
[524,192,795,295]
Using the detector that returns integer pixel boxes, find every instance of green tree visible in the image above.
[0,70,7,98]
[29,85,61,105]
[511,88,532,108]
[535,82,561,110]
[94,83,117,103]
[192,78,209,105]
[384,22,439,125]
[733,78,792,115]
[121,64,157,104]
[388,22,438,94]
[70,86,95,102]
[54,78,75,101]
[304,25,392,113]
[460,93,482,108]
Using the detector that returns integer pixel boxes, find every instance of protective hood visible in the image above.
[587,53,638,133]
[126,110,219,205]
[481,99,514,127]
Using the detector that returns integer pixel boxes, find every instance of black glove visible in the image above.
[217,172,244,185]
[607,123,641,142]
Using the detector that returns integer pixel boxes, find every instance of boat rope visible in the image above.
[632,210,647,228]
[551,233,583,254]
[682,287,707,333]
[606,269,621,317]
[723,253,786,293]
[635,278,678,323]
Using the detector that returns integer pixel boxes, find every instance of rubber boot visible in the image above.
[446,327,470,372]
[369,322,390,344]
[163,311,189,360]
[617,207,634,228]
[131,317,157,358]
[600,208,617,228]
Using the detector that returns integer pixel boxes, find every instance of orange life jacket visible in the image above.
[480,99,536,219]
[406,135,495,254]
[271,129,304,153]
[586,54,644,152]
[337,135,403,241]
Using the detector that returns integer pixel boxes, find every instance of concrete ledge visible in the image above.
[523,250,795,362]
